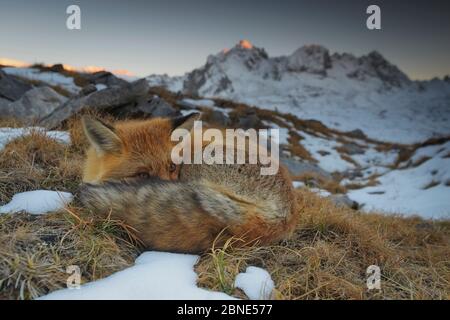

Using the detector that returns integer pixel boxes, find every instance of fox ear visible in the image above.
[81,116,122,154]
[171,112,201,132]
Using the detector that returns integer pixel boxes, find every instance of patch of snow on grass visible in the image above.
[299,132,355,172]
[0,127,70,150]
[182,98,215,108]
[39,251,236,300]
[182,98,232,115]
[292,181,331,197]
[348,143,450,219]
[235,267,274,300]
[292,181,306,188]
[309,188,332,198]
[3,67,80,93]
[0,190,73,215]
[258,126,289,146]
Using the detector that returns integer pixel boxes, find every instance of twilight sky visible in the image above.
[0,0,449,79]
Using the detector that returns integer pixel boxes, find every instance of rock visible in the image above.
[80,84,97,96]
[347,129,367,139]
[327,194,359,210]
[49,64,65,73]
[208,110,230,126]
[0,87,67,123]
[287,45,331,75]
[115,96,178,118]
[238,110,260,129]
[139,96,178,117]
[339,143,365,155]
[40,79,149,128]
[87,71,128,87]
[0,69,32,101]
[280,155,333,180]
[0,97,11,116]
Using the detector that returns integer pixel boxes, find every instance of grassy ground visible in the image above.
[0,117,448,300]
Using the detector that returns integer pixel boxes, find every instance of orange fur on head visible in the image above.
[81,114,199,183]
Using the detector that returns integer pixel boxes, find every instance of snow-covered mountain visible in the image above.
[147,40,450,144]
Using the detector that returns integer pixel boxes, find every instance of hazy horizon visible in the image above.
[1,0,449,80]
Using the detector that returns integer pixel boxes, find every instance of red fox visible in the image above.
[80,113,298,253]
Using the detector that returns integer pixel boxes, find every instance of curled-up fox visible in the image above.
[80,113,298,253]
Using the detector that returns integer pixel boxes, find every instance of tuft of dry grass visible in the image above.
[292,172,347,194]
[0,130,83,203]
[0,208,139,299]
[287,131,315,162]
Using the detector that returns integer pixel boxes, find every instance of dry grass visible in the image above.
[196,190,450,300]
[0,129,83,203]
[390,136,450,169]
[287,131,315,162]
[30,63,90,88]
[0,209,139,299]
[0,117,449,300]
[292,172,347,194]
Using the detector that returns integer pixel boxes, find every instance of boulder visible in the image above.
[347,129,367,140]
[238,110,260,129]
[49,64,65,73]
[0,97,10,107]
[0,87,67,124]
[138,96,178,117]
[208,110,230,127]
[280,155,333,180]
[80,84,97,96]
[40,79,149,128]
[0,69,32,101]
[87,71,128,87]
[339,143,365,155]
[114,96,179,118]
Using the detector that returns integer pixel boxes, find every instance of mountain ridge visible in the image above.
[146,40,450,144]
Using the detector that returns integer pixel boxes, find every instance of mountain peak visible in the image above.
[237,39,254,49]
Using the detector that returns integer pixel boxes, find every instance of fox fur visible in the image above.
[80,114,299,253]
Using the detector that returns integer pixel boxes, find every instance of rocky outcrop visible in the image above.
[113,95,178,118]
[280,155,333,180]
[0,70,32,101]
[286,45,331,75]
[40,79,149,128]
[85,71,129,87]
[0,87,67,123]
[347,51,411,88]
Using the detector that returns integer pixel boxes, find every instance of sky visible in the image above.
[0,0,449,79]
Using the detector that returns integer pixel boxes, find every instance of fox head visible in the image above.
[81,113,200,183]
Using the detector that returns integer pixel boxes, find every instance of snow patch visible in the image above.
[235,267,274,300]
[0,127,70,150]
[3,67,80,93]
[300,132,355,172]
[0,190,73,215]
[348,142,450,219]
[39,251,236,300]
